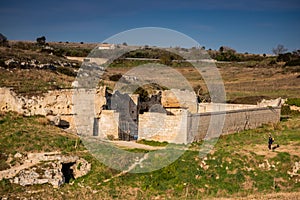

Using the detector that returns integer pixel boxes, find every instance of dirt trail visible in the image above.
[246,142,300,159]
[101,153,149,184]
[110,141,166,150]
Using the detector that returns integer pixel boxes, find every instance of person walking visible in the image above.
[268,134,274,150]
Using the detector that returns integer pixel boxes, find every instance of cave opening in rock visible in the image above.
[58,120,70,129]
[61,162,75,183]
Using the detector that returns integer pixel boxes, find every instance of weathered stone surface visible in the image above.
[14,152,23,159]
[0,152,91,188]
[257,97,282,107]
[12,162,64,187]
[98,110,119,139]
[161,89,198,113]
[71,158,91,179]
[138,109,189,144]
[0,87,106,133]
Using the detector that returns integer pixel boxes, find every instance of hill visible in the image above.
[0,111,299,199]
[0,41,299,199]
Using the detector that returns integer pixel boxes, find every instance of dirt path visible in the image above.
[101,153,149,184]
[110,141,166,150]
[245,142,300,159]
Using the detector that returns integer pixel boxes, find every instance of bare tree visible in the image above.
[272,44,288,55]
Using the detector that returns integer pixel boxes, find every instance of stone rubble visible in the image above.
[288,161,300,183]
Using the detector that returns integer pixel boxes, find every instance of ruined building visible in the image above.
[0,87,281,144]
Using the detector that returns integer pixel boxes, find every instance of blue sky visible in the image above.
[0,0,299,53]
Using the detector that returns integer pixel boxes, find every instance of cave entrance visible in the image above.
[58,120,70,129]
[61,162,75,183]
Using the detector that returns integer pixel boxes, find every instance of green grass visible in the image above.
[0,112,300,199]
[136,139,169,147]
[0,112,85,155]
[0,68,74,95]
[286,98,300,107]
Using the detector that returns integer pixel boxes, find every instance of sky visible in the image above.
[0,0,300,54]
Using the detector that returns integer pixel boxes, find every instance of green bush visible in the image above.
[285,58,300,66]
[281,105,291,115]
[281,105,300,116]
[57,66,77,77]
[137,139,168,147]
[286,98,300,107]
[215,52,241,62]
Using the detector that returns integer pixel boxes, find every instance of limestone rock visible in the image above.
[12,162,64,187]
[3,152,91,188]
[14,152,23,159]
[71,158,91,179]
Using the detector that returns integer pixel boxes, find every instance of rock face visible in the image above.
[0,87,106,132]
[13,162,64,188]
[161,89,198,113]
[11,156,91,187]
[0,152,91,188]
[71,158,91,179]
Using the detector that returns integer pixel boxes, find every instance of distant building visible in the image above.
[97,43,115,50]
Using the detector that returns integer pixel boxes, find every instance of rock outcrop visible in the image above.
[0,87,106,132]
[0,152,91,188]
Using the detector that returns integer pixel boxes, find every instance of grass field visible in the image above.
[0,111,299,199]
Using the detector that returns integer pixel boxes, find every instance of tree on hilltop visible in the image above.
[272,44,287,55]
[36,36,46,45]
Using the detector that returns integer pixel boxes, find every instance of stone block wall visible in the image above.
[198,103,257,113]
[98,110,119,139]
[138,109,188,144]
[191,107,281,142]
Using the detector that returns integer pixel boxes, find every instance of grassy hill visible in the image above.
[0,42,300,199]
[0,111,299,199]
[0,42,299,101]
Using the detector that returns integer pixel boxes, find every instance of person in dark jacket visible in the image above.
[268,134,274,150]
[268,134,279,150]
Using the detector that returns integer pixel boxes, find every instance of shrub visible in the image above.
[107,134,115,140]
[57,66,76,77]
[285,58,300,66]
[269,60,277,65]
[36,36,46,46]
[53,48,66,57]
[277,53,292,62]
[286,98,300,107]
[281,105,300,116]
[215,52,240,62]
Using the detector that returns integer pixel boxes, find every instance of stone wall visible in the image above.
[98,110,119,139]
[191,106,281,142]
[138,106,281,144]
[198,103,257,113]
[138,109,188,144]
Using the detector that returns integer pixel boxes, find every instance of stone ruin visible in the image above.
[0,86,282,144]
